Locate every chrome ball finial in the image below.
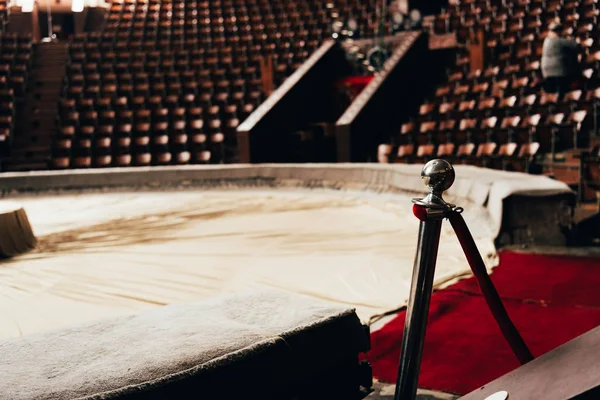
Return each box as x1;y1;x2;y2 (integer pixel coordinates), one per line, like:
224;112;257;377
421;159;455;193
412;159;455;210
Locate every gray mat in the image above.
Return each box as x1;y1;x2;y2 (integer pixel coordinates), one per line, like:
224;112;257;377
0;289;366;400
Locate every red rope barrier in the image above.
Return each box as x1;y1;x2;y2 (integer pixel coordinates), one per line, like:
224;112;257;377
447;210;534;365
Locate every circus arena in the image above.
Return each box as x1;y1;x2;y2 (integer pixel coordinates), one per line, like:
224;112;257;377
0;1;600;399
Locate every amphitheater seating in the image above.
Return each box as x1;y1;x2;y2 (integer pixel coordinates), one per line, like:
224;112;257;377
380;139;541;173
50;0;383;169
0;32;32;157
379;0;600;173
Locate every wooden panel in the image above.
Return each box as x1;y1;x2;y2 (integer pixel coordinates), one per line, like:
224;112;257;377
470;30;485;72
460;326;600;400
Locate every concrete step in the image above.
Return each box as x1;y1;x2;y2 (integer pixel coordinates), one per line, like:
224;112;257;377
31;113;58;118
29;108;58;114
33;79;63;84
32;87;63;93
7;44;67;171
31;126;58;131
33;91;63;95
13;138;52;147
10;144;51;153
34;66;66;70
36;54;68;58
4;162;49;172
37;46;68;53
32;95;63;101
34;81;65;86
33;80;64;85
16;125;54;132
30;112;59;117
33;62;65;66
25;128;56;135
37;48;68;53
8;148;50;157
34;84;63;89
35;54;66;57
6;157;51;167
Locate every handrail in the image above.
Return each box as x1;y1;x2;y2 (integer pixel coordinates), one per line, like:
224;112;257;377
237;40;336;133
336;31;422;127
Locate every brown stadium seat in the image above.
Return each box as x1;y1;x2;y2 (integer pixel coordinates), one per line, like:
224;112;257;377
471;142;497;168
400;121;416;143
419;121;437;145
495;115;522;144
537;92;560;114
491;79;509;98
436;143;455;158
418;103;436;122
435;85;452;102
524;60;542;80
477;97;497;118
448;71;464;85
453;83;470;102
471;83;489;99
516;114;542;144
483;66;499;83
557;110;589;150
506;142;541;173
457;100;477;119
438;102;456;119
519;94;538;113
582;68;599;90
456;118;477;144
561;90;583;114
437;119;457;144
489;142;519;170
503;65;521;79
507;77;530;97
497;96;518;116
377;144;393;164
466;69;482;82
414;144;436;164
452;142;476;165
395;144;415;164
477;116;498;144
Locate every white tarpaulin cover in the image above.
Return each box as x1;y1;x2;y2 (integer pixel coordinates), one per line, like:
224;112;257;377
0;187;498;340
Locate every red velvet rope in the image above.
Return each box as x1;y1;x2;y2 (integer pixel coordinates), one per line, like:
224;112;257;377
447;210;535;365
412;204;533;364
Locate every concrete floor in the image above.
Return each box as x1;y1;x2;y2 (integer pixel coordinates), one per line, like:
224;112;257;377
503;244;600;257
366;382;458;400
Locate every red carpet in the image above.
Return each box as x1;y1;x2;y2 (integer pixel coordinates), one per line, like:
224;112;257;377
368;251;600;395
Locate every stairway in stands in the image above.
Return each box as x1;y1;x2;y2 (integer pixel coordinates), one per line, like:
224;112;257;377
4;42;68;171
84;7;107;33
6;9;32;36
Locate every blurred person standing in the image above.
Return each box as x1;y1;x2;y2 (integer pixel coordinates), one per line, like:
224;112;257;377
541;21;581;96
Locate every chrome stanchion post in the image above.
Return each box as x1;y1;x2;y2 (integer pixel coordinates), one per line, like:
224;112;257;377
394;159;455;400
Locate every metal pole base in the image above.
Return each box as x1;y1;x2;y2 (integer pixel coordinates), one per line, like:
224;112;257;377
393;217;443;400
